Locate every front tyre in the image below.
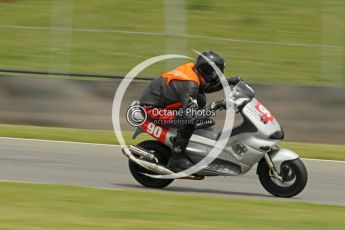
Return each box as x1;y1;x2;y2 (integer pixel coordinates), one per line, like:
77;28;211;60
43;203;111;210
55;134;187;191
129;140;174;188
258;158;308;198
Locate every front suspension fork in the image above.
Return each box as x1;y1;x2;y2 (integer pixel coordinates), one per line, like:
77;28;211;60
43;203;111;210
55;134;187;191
264;153;283;181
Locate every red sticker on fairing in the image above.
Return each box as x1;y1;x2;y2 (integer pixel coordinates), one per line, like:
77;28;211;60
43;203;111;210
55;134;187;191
255;101;274;123
140;120;168;143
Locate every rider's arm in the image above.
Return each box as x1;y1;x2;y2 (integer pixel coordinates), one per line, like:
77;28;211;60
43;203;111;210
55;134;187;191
175;80;199;111
171;80;209;123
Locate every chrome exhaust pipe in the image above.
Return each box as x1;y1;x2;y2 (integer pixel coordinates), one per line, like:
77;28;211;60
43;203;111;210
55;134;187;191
122;146;174;175
123;145;205;180
127;145;158;163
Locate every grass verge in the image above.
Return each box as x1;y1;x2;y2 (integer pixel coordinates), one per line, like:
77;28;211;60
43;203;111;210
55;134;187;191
0;181;344;230
0;0;345;85
0;123;150;145
0;123;344;161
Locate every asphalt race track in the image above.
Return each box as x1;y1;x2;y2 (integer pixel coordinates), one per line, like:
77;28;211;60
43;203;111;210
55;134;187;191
0;137;344;206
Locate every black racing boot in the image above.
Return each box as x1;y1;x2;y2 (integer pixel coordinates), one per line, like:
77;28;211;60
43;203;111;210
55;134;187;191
167;145;194;172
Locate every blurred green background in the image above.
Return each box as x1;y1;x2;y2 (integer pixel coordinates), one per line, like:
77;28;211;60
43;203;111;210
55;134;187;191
0;0;344;85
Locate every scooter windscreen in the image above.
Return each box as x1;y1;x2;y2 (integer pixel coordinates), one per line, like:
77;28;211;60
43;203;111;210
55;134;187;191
233;81;255;100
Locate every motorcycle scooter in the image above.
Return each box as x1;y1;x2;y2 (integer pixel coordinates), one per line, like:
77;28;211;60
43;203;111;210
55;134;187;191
123;81;308;198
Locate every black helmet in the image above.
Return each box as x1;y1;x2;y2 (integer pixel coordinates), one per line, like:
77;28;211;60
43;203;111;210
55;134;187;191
195;50;225;85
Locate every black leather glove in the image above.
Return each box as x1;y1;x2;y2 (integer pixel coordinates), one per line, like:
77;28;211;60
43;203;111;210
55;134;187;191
208;99;226;111
227;76;242;86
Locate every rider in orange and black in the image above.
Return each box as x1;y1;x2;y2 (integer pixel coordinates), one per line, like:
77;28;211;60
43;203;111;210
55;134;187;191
140;51;241;171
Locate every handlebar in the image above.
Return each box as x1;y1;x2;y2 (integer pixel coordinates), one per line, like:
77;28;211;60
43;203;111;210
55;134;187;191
206;80;255;112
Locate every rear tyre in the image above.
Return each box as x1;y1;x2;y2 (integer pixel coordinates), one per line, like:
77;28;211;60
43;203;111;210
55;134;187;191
129;140;174;188
258;158;308;198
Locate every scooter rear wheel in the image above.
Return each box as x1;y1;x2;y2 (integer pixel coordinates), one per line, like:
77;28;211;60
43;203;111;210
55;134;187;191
129;140;174;188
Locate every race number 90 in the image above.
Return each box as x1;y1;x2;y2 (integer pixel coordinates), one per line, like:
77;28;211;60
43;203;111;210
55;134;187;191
147;122;162;138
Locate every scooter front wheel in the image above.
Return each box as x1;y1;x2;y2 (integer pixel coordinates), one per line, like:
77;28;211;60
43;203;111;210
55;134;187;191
258;158;308;198
129;140;174;188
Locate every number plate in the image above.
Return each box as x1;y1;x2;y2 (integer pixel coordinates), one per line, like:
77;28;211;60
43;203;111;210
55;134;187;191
140;120;168;143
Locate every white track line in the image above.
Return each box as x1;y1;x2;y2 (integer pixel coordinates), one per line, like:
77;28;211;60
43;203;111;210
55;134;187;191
0;24;344;49
1;136;344;163
301;158;345;163
0;179;122;191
